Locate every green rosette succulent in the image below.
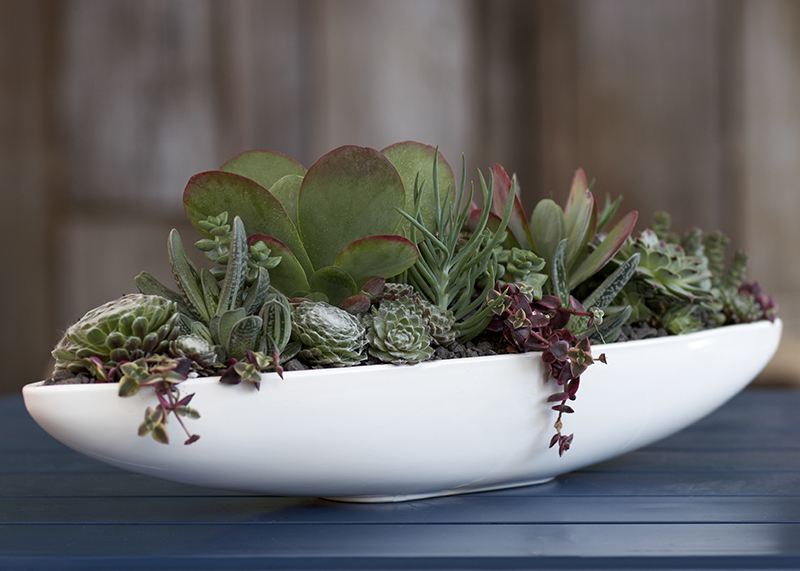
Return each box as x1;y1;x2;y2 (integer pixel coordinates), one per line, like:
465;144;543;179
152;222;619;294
52;294;181;375
365;297;435;364
618;229;713;300
168;334;219;371
497;247;548;298
292;301;367;366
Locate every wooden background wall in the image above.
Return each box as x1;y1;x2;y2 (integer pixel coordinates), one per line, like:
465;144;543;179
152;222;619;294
2;0;800;394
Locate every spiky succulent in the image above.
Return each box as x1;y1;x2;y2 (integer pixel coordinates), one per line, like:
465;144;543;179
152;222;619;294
292;301;367;367
365;297;434;364
52;294;181;376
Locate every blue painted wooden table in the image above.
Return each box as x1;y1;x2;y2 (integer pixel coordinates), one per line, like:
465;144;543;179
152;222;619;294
2;388;800;570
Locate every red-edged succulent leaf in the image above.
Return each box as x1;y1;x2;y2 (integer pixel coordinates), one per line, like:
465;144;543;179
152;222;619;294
247;234;310;296
490;164;534;251
568;210;638;288
339;294;372;314
220;150;306;192
334;235;418;289
298;146;406;270
382;141;456;236
183;170;314;276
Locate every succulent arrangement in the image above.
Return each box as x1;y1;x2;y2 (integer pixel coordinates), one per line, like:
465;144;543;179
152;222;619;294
46;141;777;453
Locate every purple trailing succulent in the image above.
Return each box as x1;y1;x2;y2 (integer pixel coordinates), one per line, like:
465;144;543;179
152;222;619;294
485;283;606;456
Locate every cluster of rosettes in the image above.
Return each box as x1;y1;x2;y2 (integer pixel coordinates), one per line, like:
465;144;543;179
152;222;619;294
290;282;457;367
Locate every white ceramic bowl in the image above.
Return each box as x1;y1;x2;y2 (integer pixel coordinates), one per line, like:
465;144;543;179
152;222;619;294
23;319;782;502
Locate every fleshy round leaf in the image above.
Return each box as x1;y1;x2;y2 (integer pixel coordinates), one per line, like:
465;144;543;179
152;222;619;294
183;170;314;276
298;146;406;269
267;174;303;229
308;266;358;307
220;150;306;192
381;141;455;236
334;235;418;289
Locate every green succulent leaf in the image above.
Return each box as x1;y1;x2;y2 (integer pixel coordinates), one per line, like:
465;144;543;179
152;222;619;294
551;239;570;306
226;315;263;361
220;149;306;193
308;266;358;307
248;234;310;296
563;170;598;274
334;235;419;289
215;217;248;317
183;170;314;276
168;230;210;323
381;141;455;237
298;145;406;270
530;199;565;268
267;174;303;229
490;164;535;251
569;210;638;289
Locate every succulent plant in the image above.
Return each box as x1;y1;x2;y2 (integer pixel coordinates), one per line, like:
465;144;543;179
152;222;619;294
365;297;435;364
183;145;422;306
135;215;293;370
399;152;515;342
168;335;219;371
52;294;181;376
292;301;367;367
618;228;714;301
480;166;638;298
496;247;548;297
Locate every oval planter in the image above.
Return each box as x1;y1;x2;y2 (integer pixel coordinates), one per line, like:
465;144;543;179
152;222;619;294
23;319;782;502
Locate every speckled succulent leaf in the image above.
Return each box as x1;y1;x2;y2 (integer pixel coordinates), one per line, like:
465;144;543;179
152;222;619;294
215;217;248;317
381;141;456;236
168;229;209;323
219;149;306;194
490;163;534;251
568;253;640;335
226;314;263;361
240;267;268;316
569;210;638;289
259;291;293;355
334;235;418;290
298;146;406;270
183;170;314;276
200;269;220;317
247;234;309;297
134;271;198;324
211;307;246;352
530;199;565;267
308;266;358;306
267;174;303;229
551;239;570;306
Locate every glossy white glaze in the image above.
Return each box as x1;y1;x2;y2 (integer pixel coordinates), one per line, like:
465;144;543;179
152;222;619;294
23;319;782;502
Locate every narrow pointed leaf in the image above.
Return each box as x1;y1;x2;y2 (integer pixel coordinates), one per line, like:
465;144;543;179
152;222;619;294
569;210;638;288
216;217;248;316
382;141;456;236
551;239;570;305
134;271;197;320
200;269;220;317
168;229;210;323
242;267;271;316
491;164;534;251
334;235;418;289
